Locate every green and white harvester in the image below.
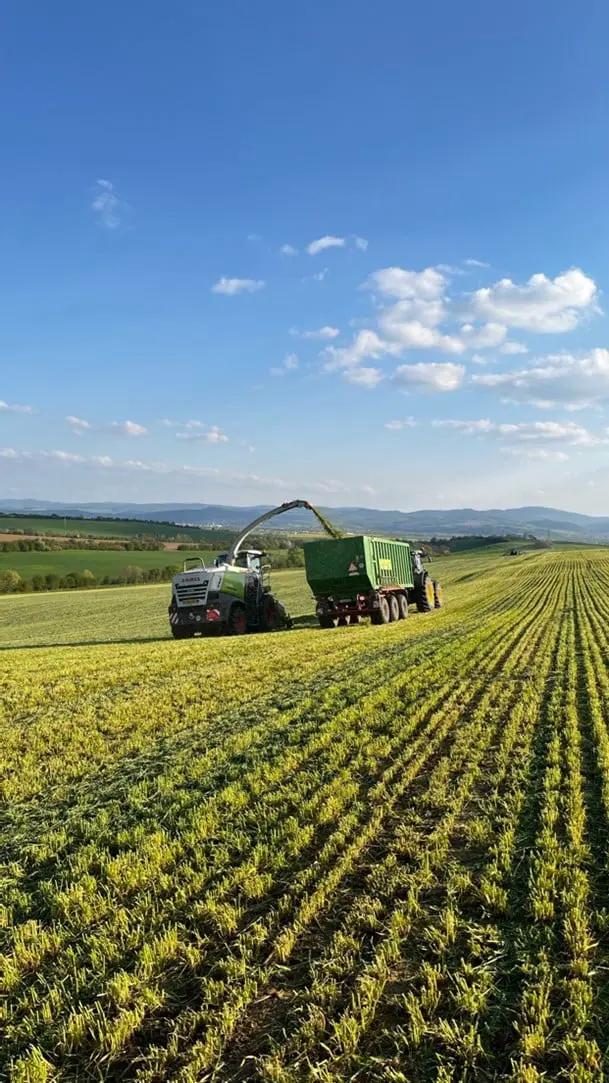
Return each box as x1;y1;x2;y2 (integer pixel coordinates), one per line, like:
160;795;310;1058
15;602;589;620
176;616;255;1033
168;499;443;637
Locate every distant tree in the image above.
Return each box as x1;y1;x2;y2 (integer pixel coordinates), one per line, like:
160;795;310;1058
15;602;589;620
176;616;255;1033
45;573;61;590
123;565;144;584
81;569;97;588
31;575;46;591
0;569;22;593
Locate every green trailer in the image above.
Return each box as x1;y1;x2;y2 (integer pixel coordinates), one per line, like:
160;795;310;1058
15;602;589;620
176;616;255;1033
303;535;443;627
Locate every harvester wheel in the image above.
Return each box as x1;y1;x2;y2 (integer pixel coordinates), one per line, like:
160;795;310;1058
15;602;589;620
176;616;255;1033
389;595;400;622
398;593;409;620
416;574;435;613
228;603;247;635
371;597;391;625
261;596;280;631
433;581;444;609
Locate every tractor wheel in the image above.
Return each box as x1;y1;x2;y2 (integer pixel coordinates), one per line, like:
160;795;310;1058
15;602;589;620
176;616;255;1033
416;574;436;613
319;614;338;629
433;581;444;609
228;603;247;635
398;593;409;620
389;594;400;622
371;597;391;625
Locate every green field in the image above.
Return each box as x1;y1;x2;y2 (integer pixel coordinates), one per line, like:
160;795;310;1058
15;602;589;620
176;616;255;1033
3;548;609;1080
0;548;215;580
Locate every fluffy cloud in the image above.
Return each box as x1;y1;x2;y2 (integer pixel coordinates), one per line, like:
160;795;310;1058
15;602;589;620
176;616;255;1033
367;266;446;300
500;341;529;355
324;330;395;372
468;268;598;332
280;244;298;256
176;425;229;443
292;326;340;340
306;236;346;256
0;400;34;414
384;418;417;430
472;349;609;409
211;277;266;295
433;418;603;446
432;418;496;434
393;362;466;392
379;307;466;354
91;179;123;229
459;322;507;348
343;366;383;388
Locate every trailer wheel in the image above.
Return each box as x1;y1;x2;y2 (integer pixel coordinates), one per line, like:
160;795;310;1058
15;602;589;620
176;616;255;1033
228;603;247;635
389;595;400;622
433;581;444;609
319;614;338;629
398;593;409;620
416;574;435;613
371;597;391;625
349;614;361;625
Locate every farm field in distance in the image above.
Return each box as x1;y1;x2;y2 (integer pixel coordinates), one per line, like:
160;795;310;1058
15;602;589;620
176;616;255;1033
2;547;609;1080
0;548;215;581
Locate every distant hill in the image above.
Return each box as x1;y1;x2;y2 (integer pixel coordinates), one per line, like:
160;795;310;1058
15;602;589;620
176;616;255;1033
2;500;609;542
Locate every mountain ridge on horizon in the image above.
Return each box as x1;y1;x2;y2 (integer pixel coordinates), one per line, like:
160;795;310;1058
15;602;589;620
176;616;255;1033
1;499;609;542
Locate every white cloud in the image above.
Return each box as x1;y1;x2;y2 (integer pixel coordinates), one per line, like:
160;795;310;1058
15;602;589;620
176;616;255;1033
471;354;488;366
432;418;496;434
367;266;446;300
501;447;570;462
247;233;261;242
211;277;266;295
343;366;383;388
0;447;19;458
463;258;489;268
459;322;507;348
433;417;603;446
306;235;346;256
385;418;417;430
472;349;609;409
380;308;466;354
468;268;598;332
354;236;369;251
280;244;298;256
292;325;340;340
91;179;123;229
66;415;92;430
0;400;34;415
500;341;529;355
107;420;148;437
40;450;86;463
393;362;466;392
324;329;395;372
176;425;229;443
498;420;602;446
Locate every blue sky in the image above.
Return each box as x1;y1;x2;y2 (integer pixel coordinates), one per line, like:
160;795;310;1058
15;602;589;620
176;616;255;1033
2;0;609;512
